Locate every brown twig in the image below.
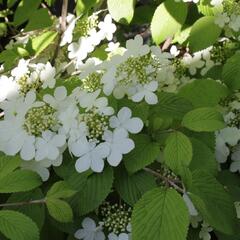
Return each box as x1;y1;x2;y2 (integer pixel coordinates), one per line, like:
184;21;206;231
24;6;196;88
0;199;46;208
161;37;172;51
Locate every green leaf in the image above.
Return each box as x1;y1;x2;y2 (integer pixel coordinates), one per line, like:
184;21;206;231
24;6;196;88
76;0;100;15
107;0;136;24
189;138;217;176
189;170;238;235
6;189;45;229
0;170;42;193
132;188;189;240
132;5;156;24
152;92;193;120
0;210;39;240
47;181;77;199
178;79;230;107
114;167;156;206
14;0;41;25
222;52;240;90
182;107;225;132
70;167;113;215
198;0;223;16
188;16;222;52
0;153;20;179
27;31;58;56
46;199;73;223
124;134;160;173
8;0;18;7
151;0;188;44
164;131;192;174
24;9;53;32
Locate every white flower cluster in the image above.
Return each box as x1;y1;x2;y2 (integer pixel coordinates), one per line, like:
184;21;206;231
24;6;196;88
214;0;240;39
174;0;222;6
75;217;131;240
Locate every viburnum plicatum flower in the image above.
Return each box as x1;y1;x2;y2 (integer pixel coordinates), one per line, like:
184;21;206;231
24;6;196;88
0;75;18;102
72;137;109;173
108;233;129;240
35;130;66;161
214;13;230;28
75;218;105;240
40;62;56;89
103;129;135;167
131;81;158;105
98;14;116;41
109;107;143;134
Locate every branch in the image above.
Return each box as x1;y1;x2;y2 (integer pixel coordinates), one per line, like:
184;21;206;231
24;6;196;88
144;167;185;194
0;199;46;208
161;37;172;51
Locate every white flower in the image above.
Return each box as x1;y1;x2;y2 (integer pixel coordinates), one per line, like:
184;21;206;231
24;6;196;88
60;14;78;46
183;193;198;216
151;46;172;64
72;138;110;173
210;0;223;6
0;76;18;102
215;134;230;163
11;59;29;81
230;144;240;173
214;13;230;28
108;233;129;240
131;81;158;105
40;62;56;89
68;37;94;63
106;42;120;52
229;14;240;32
79;58;102;78
182;53;205;75
170;45;180;57
35;130;66;161
109;107;143;134
98;14;116;41
125;35;150;57
75;218;105;240
78;90;114;115
88;29;105;46
103;129;135;167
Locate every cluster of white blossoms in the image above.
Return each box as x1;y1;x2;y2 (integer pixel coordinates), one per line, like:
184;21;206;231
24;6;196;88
214;0;240;39
174;0;222;5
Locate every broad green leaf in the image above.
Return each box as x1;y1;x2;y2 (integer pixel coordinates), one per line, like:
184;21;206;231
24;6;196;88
178;79;230;107
8;0;18;7
6;189;45;229
151;0;188;44
188;16;222;52
46;181;77;199
132;5;156;24
132;188;189;240
46;199;73;223
0;170;42;193
28;31;58;56
182;107;225;132
189;138;217;175
152;92;193;120
24;9;53;32
164;131;192;174
114;167;156;206
76;0;100;15
70;167;113;215
0;153;20;179
107;0;136;24
222;52;240;90
190;170;238;235
124;134;160;173
14;0;41;25
0;210;39;240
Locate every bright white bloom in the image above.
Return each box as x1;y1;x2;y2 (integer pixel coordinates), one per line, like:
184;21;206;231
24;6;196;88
183;193;198;216
210;0;223;6
131;81;158;105
98;14;116;41
170;45;180;57
60;14;78;46
106;42;120;52
72;138;109;173
108;233;129;240
11;59;29;80
215;13;230;28
110;107;143;134
182;53;205;75
40;62;56;89
125;35;150;57
35;130;66;161
0;76;18;102
151;46;172;64
75;217;105;240
79;58;102;78
103;129;135;167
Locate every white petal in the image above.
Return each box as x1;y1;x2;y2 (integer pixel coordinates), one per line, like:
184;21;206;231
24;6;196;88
132;91;145;102
20;136;35;161
118;138;135;154
146;81;158;91
230;161;240;173
95;231;105;240
109;116;120;129
5;131;25;155
54;86;67;101
145;92;158;105
51;134;66;147
47;146;59;160
123;118;143;134
75;154;91;173
75;229;87;239
95;142;110;158
118;107;131;123
70;137;90;157
91;157;104;172
107;150;122;167
82;217;96;230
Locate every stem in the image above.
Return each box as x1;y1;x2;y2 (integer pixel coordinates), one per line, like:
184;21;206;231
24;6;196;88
61;0;69;32
161;37;172;51
144;167;185;194
0;199;46;208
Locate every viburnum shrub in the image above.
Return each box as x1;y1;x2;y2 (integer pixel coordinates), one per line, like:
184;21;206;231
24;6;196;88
0;0;240;239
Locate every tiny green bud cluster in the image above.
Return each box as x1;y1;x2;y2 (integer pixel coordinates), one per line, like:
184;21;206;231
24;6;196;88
100;202;132;234
82;72;103;92
173;59;187;78
18;75;43;95
24;105;57;136
223;0;240;15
